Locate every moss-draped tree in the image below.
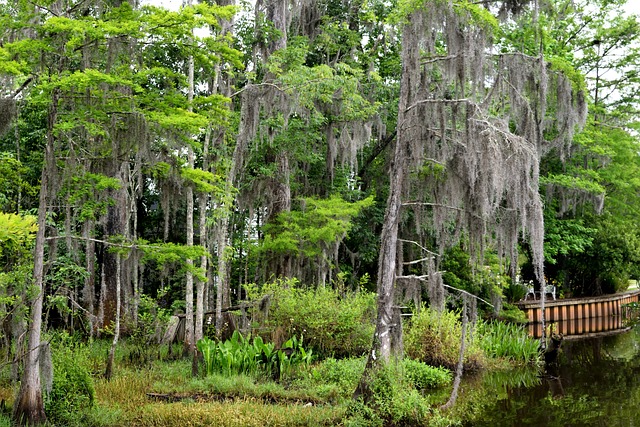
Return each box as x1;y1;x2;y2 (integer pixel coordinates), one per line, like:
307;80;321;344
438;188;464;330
356;0;587;401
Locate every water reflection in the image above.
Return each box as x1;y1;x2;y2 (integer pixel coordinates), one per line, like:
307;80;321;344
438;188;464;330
460;326;640;426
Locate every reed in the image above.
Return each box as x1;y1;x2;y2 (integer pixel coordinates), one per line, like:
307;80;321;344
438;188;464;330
479;320;540;364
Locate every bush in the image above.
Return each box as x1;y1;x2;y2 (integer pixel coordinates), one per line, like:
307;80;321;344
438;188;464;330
45;333;95;426
250;279;376;358
497;302;528;323
503;282;527;303
404;307;485;372
310;357;366;395
401;359;451;390
346;363;431;427
125;294;170;367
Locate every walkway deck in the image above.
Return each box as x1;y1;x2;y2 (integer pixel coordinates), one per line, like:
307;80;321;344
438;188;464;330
516;289;640;338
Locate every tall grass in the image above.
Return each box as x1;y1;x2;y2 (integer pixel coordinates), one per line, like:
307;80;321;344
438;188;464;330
404;307;486;371
478;320;540;364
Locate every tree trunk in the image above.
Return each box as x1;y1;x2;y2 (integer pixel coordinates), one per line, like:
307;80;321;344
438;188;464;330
195;128;211;345
13;89;59;426
105;252;122;380
83;220;96;337
355;14;418;398
184;35;195;358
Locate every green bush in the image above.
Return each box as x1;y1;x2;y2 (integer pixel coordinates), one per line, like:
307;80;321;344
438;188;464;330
310;357;366;395
125;294;170;367
498;302;528;323
346;363;431;427
404;307;485;372
401;358;451;390
45;333;95;426
250;279;376;358
503;282;527;303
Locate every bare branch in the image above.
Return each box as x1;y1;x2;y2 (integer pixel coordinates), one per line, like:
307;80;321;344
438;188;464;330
402;256;433;265
396;274;494;308
401;202;465;212
443;284;494;308
405;97;470;113
398;239;439;256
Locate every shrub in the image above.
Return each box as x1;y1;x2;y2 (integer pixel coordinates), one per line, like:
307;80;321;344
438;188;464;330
310;357;366;395
503;282;527;303
45;333;95;426
346;363;431;427
401;358;451;390
250;279;376;358
497;302;528;324
125;294;170;367
404;307;485;371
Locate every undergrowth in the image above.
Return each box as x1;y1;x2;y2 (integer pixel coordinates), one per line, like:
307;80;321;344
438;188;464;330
0;308;540;426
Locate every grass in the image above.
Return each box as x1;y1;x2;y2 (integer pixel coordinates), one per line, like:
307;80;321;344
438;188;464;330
0;339;348;427
94;354;347;427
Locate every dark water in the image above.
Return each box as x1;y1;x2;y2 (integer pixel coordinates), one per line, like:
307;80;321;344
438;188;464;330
461;326;640;426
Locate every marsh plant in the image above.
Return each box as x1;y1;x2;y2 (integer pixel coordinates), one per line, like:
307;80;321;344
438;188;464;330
478;321;540;364
197;331;313;380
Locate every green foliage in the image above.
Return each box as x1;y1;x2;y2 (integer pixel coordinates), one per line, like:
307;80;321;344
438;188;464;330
478;320;540;364
126;294;171;367
453;0;499;33
541;173;605;196
180;166;224;194
0;153;34;212
346;363;432;427
401;358;452;390
404;307;485;371
46;333;95;426
0;211;36;334
261;195;374;259
441;248;509;315
139;240;208;282
250;279;376;358
0;211;37;258
441;246;476;295
63;171;121;221
502;282;526;304
196;331;312;380
543;214;596;265
310;357;366;396
497;302;528;323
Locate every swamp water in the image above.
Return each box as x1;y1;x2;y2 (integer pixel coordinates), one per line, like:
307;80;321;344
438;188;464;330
459;326;640;426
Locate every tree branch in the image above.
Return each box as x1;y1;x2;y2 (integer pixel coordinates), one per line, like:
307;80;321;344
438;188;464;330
11;77;34;99
405;98;470;113
398;239;439;256
401;202;465;212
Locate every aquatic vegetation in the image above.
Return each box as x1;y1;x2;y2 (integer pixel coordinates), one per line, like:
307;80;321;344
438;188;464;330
197;331;312;379
478;320;541;364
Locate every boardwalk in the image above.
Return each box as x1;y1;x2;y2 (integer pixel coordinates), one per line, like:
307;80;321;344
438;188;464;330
516;289;640;338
